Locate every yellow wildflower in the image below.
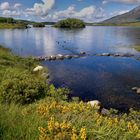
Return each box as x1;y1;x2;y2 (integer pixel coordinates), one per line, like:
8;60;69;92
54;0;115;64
80;127;87;140
71;127;78;140
48;117;55;132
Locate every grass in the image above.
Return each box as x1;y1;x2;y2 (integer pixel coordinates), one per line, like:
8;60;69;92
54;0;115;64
0;45;140;140
0;23;28;29
134;45;140;52
92;21;140;27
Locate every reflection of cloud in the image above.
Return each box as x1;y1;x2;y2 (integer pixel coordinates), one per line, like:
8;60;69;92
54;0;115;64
3;30;13;46
43;29;55;55
34;28;55;56
34;29;42;49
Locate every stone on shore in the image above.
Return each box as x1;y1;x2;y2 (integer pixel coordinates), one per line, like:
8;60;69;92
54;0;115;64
33;65;44;72
87;100;101;107
101;108;110;116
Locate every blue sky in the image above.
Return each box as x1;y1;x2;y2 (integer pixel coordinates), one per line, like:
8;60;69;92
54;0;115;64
0;0;139;22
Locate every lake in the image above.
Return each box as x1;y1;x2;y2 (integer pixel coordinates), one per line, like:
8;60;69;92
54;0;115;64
0;26;140;111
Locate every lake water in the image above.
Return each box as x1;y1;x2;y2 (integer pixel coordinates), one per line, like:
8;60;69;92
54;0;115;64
0;26;140;111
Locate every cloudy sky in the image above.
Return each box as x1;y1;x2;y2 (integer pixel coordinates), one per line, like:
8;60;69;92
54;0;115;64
0;0;139;22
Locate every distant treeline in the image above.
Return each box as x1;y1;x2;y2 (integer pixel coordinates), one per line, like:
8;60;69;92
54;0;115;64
0;17;16;23
0;17;56;25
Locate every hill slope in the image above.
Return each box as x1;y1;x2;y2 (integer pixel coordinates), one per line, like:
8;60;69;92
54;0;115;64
103;6;140;24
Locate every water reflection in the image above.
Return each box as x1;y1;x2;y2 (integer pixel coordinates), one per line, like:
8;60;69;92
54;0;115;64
1;26;140;56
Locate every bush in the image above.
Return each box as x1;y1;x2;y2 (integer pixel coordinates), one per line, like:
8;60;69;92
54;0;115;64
0;68;48;104
54;18;86;29
33;23;45;28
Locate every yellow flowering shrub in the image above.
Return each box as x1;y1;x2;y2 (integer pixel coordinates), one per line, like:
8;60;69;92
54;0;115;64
35;99;140;140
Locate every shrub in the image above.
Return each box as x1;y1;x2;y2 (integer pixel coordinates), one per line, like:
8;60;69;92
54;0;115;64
54;18;86;29
33;23;45;28
0;68;48;104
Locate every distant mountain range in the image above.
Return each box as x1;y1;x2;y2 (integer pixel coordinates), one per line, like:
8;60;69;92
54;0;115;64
102;6;140;24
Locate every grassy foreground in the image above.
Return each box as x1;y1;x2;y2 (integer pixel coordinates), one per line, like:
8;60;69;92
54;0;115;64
0;46;140;140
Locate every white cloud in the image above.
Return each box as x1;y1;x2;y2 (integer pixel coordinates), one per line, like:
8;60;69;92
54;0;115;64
2;10;21;17
45;5;105;22
109;10;129;16
0;1;132;22
0;2;10;10
26;0;55;17
14;3;22;9
103;0;140;4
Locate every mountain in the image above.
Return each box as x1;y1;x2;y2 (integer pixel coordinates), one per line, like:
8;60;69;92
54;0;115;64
102;6;140;24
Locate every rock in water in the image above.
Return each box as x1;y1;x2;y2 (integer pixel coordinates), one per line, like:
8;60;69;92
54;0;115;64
137;88;140;94
132;87;138;91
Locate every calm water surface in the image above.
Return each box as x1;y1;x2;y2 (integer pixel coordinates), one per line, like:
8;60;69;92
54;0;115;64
0;26;140;111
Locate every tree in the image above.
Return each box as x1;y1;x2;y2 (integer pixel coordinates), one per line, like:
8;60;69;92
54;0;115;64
54;18;86;29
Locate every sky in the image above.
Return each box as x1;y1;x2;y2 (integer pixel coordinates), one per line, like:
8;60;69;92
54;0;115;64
0;0;139;22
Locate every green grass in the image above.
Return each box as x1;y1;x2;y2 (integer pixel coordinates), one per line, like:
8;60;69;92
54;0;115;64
0;45;140;140
134;45;140;52
92;21;140;27
0;23;28;29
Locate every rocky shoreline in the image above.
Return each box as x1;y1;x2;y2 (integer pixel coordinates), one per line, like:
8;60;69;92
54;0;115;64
33;52;139;61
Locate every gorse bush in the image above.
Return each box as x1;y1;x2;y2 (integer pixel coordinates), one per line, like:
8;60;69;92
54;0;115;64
0;46;69;104
0;99;140;140
54;18;86;29
0;68;48;104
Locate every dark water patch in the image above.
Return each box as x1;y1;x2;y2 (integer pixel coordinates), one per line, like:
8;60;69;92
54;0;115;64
43;56;140;111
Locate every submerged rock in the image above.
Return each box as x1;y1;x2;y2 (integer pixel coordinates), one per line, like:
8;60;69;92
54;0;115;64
80;52;86;55
50;56;56;60
102;53;110;56
65;55;73;59
56;54;65;60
